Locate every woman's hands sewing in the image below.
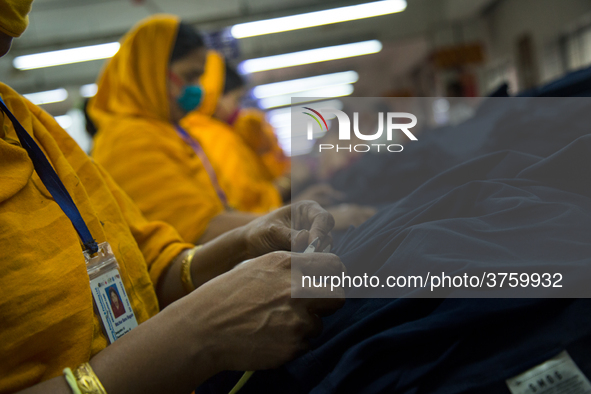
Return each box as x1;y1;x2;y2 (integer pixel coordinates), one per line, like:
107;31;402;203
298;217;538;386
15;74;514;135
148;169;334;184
158;200;336;307
186;251;346;372
239;200;334;258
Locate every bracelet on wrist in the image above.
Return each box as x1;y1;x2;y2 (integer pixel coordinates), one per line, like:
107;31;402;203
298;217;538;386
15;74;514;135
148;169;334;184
180;245;203;293
64;362;107;394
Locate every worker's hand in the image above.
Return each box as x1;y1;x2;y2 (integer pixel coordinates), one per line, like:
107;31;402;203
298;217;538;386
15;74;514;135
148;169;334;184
240;201;334;258
186;251;346;371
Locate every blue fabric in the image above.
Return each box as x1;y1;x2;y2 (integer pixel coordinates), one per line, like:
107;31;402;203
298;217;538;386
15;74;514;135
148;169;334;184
330;97;591;206
201;135;591;394
488;82;510;97
330;65;591;206
199;71;591;393
518;64;591;97
0;96;98;253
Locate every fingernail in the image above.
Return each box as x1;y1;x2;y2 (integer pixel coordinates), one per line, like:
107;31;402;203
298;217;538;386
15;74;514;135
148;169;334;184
304;237;319;254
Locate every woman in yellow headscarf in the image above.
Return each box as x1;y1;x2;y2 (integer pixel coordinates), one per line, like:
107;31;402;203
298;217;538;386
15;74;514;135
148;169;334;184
179;53;291;210
181;58;377;230
0;8;343;393
89;18;258;244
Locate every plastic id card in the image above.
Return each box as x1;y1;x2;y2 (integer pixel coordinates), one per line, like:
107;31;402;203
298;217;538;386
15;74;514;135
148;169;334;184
84;242;138;344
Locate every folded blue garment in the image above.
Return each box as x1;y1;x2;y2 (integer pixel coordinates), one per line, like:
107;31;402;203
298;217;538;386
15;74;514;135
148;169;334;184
200;135;591;394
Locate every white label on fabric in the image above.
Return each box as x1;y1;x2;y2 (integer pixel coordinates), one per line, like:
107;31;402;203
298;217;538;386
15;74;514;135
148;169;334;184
506;351;591;394
89;269;138;344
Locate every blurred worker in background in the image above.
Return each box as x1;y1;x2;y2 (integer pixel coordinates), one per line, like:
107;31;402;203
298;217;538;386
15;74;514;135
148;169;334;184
0;6;345;393
91;16;374;243
89;17;259;244
181;55;377;232
179;51;287;213
206;62;292;193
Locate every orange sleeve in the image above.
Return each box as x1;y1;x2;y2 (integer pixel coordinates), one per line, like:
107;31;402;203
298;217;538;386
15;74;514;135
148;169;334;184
93;121;224;244
0;82;193;392
233;109;290;179
92;161;193;286
259;121;290;179
183;117;283;213
215;138;284;212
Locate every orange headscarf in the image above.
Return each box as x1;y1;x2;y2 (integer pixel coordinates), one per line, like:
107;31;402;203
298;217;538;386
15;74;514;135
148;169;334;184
90;15;224;243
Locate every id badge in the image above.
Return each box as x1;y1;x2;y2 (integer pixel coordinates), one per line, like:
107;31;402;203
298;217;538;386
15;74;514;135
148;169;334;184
84;242;138;344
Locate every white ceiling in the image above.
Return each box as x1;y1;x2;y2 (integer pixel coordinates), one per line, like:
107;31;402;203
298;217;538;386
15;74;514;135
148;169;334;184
0;0;496;113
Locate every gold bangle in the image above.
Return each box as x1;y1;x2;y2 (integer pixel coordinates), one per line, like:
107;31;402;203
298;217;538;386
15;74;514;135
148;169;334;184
180;245;202;294
72;363;107;394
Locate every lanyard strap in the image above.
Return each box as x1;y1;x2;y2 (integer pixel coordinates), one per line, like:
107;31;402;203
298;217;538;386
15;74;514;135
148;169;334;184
175;125;230;209
0;96;98;254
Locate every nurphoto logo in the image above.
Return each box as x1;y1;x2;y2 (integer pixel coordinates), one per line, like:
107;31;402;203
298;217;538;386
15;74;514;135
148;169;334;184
303;107;418;153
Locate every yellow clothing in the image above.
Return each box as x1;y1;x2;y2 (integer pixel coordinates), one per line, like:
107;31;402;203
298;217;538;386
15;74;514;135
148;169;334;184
180;113;283;213
90;16;224;243
198;50;225;120
0;0;33;37
179;51;282;212
0;83;192;393
232;108;290;179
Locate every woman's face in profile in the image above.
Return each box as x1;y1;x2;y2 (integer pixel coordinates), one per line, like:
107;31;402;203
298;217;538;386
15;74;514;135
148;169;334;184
167;46;207;121
215;87;247;124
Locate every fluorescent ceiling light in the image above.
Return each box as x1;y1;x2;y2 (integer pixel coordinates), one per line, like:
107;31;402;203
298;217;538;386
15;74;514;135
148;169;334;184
231;0;407;39
80;83;98;98
240;40;382;74
253;71;358;99
259;84;354;109
23;88;68;105
54;114;73;129
13;42;120;70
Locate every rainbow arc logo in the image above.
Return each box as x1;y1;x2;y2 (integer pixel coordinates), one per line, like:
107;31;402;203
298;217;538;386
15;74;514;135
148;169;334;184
303;107;328;131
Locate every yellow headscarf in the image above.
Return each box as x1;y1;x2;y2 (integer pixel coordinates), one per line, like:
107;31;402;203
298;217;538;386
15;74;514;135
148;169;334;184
0;0;33;37
198;50;225;117
89;14;178;128
90;15;225;243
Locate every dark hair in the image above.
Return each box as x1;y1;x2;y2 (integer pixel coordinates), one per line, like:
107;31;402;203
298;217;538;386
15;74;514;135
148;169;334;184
109;288;119;299
83;98;98;138
223;63;245;94
170;22;205;63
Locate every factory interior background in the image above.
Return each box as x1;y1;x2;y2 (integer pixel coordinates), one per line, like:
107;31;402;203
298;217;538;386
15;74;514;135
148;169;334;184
4;0;591;155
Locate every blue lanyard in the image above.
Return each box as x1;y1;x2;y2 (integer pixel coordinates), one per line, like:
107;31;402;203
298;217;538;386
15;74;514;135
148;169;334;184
0;96;98;254
175;125;230;209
